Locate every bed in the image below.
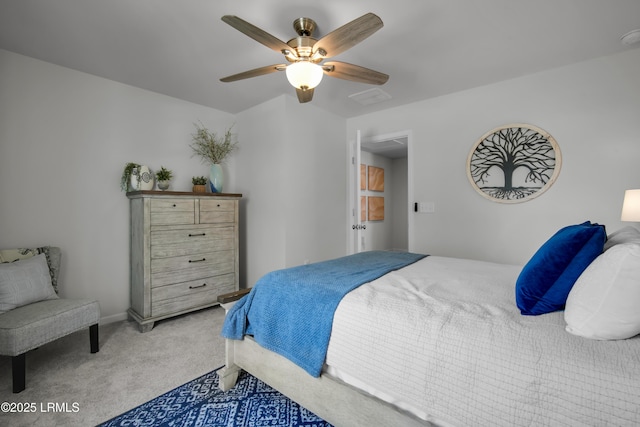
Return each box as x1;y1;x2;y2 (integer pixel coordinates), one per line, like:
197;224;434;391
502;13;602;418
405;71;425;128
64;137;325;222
218;223;640;426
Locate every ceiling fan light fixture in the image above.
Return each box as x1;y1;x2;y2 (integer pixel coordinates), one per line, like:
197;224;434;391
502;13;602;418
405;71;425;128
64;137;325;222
286;61;323;90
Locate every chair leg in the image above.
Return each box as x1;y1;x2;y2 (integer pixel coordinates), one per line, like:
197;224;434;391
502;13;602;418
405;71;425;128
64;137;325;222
12;353;26;393
90;323;99;353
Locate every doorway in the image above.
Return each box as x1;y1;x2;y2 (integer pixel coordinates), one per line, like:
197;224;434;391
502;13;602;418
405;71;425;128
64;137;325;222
347;130;413;254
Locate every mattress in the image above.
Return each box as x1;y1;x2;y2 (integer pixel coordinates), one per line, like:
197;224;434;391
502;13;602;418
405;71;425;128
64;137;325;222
324;256;640;426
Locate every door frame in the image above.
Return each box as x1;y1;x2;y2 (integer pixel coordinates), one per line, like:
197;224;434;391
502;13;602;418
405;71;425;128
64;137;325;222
346;130;362;254
346;129;414;254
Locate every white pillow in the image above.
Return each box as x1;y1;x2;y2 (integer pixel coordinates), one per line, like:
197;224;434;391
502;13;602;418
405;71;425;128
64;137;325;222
603;226;640;251
565;243;640;340
0;254;58;314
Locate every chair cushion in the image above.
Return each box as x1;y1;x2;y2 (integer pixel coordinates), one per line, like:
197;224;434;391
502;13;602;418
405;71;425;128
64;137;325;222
0;254;58;314
0;298;100;356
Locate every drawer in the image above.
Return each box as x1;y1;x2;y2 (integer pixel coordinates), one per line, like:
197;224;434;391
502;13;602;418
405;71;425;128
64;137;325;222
150;250;234;287
150;226;234;258
151;273;235;317
151;287;235;318
152;272;236;307
150;198;195;225
200;199;236;224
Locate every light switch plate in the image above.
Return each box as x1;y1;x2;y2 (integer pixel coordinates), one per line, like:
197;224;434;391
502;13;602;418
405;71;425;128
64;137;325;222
418;202;435;213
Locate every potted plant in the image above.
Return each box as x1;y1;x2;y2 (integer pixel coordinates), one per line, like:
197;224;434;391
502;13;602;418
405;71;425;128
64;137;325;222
121;162;154;192
121;162;141;192
155;166;173;191
190;122;238;193
192;176;207;193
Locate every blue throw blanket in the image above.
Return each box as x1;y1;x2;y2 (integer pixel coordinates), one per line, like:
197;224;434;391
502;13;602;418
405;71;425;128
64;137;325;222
221;250;426;377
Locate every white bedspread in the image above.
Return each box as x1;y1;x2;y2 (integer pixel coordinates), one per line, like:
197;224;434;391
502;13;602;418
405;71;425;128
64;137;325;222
324;256;640;426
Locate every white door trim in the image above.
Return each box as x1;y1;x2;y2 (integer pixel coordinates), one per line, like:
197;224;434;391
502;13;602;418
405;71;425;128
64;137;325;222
347;129;414;253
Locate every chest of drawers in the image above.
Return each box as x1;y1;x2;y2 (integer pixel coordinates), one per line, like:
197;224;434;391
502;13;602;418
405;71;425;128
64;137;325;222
127;191;241;332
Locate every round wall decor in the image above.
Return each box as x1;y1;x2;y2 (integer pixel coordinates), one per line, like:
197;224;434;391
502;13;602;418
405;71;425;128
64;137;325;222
467;123;561;203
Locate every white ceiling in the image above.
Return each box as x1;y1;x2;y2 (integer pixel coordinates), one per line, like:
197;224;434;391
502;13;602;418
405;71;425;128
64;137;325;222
1;0;639;118
362;137;408;159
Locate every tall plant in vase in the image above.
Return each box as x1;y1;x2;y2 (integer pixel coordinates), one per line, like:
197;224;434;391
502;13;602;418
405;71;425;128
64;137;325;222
190;122;238;193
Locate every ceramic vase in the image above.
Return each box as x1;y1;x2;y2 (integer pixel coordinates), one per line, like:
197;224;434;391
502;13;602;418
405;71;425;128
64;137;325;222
157;180;170;191
130;165;154;191
209;164;223;193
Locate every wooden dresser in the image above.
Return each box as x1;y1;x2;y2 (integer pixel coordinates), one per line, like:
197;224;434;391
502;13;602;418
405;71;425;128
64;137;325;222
127;190;241;332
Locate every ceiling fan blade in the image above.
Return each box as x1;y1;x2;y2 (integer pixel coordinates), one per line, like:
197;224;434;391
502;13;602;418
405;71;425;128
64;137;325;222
313;13;383;59
296;88;314;103
220;64;286;82
221;15;293;55
322;61;389;85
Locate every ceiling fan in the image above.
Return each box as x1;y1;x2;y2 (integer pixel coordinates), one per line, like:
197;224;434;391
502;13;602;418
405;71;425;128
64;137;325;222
219;13;389;103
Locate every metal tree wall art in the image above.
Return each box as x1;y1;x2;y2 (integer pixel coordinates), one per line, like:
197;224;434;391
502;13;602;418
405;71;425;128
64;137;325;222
467;124;561;203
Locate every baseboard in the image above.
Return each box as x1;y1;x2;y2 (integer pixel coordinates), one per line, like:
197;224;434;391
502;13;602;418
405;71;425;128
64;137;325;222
100;311;129;325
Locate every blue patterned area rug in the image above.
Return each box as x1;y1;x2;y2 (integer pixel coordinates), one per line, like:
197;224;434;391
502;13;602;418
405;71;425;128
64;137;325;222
98;368;333;427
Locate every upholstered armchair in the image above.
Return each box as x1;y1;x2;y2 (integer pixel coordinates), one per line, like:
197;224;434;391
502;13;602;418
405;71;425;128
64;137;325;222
0;246;100;393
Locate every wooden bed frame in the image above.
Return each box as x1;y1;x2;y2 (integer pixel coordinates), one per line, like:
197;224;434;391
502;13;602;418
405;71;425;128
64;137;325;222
218;336;430;427
216;289;430;427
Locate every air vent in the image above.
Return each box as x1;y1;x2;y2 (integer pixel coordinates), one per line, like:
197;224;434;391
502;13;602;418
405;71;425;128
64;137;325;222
348;88;392;106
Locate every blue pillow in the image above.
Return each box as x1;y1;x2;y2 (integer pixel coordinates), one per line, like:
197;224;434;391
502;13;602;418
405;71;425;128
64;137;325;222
516;221;607;315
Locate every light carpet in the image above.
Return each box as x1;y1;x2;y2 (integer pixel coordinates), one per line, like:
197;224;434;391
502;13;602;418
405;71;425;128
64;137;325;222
99;368;332;427
0;306;227;426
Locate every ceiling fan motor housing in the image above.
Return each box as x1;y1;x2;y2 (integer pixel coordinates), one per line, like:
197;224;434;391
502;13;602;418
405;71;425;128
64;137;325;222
284;18;323;63
293;18;316;36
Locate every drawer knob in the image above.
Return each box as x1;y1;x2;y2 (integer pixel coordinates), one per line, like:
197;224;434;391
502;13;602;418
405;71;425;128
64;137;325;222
188;258;206;263
188;233;206;237
189;283;207;289
172;204;176;207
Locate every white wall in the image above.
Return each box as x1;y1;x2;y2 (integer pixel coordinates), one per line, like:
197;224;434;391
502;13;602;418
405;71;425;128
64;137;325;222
348;49;640;265
0;49;235;323
234;94;347;287
280;96;347;268
232;96;288;288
